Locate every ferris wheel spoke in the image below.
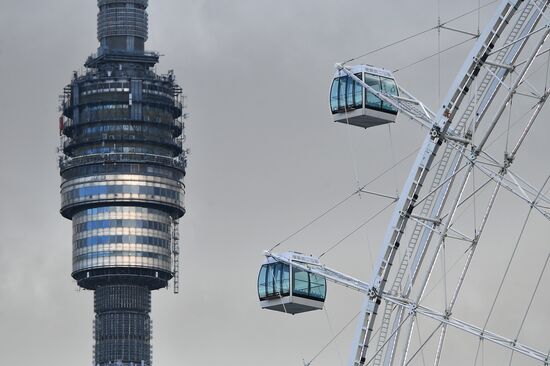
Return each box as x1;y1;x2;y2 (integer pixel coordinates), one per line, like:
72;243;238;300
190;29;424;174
446;226;475;243
507;252;550;365
433;176;507;337
403;320;441;366
473;163;550;219
428;182;502;365
382;295;550;363
482;175;550;327
395;159;502;365
507;170;537;202
507;169;550;206
417;176;550;365
443;130;550;220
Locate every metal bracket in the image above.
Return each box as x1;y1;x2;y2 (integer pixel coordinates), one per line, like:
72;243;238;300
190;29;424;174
367;287;379;301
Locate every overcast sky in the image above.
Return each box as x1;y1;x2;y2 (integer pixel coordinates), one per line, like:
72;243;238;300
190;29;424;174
0;1;549;365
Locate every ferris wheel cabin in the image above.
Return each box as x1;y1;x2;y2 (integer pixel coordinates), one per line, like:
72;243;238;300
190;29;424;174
330;65;399;129
258;252;327;315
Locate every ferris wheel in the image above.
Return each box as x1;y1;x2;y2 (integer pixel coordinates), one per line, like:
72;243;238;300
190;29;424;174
258;1;550;365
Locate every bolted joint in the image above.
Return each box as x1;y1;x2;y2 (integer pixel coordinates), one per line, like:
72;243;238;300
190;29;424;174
541;90;550;103
504;152;514;169
430;126;442;140
367;287;379;300
471;235;480;248
470;146;481;161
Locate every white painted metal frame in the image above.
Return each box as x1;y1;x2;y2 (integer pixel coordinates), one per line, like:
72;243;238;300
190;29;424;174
261;1;550;365
336;2;536;365
264;252;550;364
335;1;550;365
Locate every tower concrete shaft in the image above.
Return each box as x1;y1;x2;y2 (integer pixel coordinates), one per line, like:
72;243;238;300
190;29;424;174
58;1;186;365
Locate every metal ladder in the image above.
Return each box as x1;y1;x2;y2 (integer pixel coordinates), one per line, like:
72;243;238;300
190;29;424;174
172;219;181;294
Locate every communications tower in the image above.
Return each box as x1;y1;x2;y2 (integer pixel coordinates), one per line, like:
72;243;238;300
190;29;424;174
58;1;186;365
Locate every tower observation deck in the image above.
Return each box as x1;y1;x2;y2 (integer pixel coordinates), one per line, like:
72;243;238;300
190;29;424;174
58;1;186;365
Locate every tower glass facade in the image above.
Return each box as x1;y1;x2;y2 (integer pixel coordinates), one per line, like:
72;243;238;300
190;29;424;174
58;1;186;365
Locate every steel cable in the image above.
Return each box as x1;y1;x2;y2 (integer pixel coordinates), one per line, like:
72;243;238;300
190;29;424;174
343;1;498;64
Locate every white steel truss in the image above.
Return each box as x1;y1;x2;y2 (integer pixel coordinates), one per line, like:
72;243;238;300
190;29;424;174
334;2;550;365
260;1;550;365
264;252;550;364
265;1;550;366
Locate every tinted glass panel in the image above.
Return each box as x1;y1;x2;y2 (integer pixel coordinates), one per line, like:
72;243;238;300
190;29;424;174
273;263;283;294
346;76;355;108
74;235;170;249
74;251;170;261
338;77;347;110
309;273;326;300
75;219;170;233
330;78;339;112
258;265;267;298
258;263;291;299
69;185;180;201
282;264;290;294
364;73;382;109
331;74;364;113
291;268;327;300
266;264;275;296
293;269;310;297
380;77;398;113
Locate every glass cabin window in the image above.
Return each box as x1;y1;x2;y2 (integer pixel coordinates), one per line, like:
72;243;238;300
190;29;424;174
267;264;275;296
293;269;310;298
330;79;339;112
258;265;267;298
346;74;363;109
345;77;355;109
281;264;290;294
364;73;382;109
380;77;398;113
292;268;327;300
309;273;326;300
274;262;290;295
338;77;347;110
330;74;364;113
259;263;327;301
258;263;291;300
